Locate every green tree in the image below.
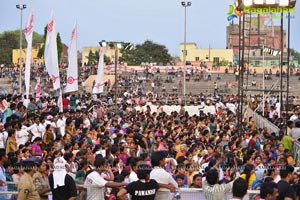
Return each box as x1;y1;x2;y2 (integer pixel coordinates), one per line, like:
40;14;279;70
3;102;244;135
37;25;63;62
290;48;300;62
93;50;111;64
119;40;172;66
37;25;47;59
0;32;19;64
104;54;111;64
0;30;44;64
87;50;96;64
56;33;63;62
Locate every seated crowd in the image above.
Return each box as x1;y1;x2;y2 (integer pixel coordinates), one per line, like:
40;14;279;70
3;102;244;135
0;91;299;200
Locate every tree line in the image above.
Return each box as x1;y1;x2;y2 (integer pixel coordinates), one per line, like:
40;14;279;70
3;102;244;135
0;29;173;66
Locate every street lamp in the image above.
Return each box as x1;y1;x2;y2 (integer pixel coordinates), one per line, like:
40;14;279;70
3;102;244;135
99;41;133;115
16;4;26;94
181;1;191;102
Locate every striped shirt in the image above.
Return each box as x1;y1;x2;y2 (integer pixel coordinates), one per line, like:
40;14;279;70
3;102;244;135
202;180;234;200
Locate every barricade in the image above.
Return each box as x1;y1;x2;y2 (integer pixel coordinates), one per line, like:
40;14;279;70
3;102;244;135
0;183;260;200
247;108;280;134
293;140;300;167
247;108;300;167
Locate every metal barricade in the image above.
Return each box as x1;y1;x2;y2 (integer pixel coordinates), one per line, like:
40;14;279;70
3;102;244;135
158;188;259;200
247;108;300;167
0;183;260;200
293;141;300;167
247;108;280;134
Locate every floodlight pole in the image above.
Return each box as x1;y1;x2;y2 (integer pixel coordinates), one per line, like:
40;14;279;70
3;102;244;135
16;4;26;95
286;12;290;133
181;1;191;104
280;11;284;118
114;43;118;115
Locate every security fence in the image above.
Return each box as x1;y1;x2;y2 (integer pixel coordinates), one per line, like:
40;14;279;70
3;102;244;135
247;108;280;134
0;183;260;200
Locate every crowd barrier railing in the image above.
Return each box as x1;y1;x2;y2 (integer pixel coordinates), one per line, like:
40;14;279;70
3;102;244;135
247;108;280;134
0;183;260;200
293;140;300;167
247;108;300;167
158;188;259;200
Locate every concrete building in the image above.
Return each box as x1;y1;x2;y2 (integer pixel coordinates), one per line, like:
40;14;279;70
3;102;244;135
81;46;122;66
179;43;233;65
226;16;287;67
12;48;43;66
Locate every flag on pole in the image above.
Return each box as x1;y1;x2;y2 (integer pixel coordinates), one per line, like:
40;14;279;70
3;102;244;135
24;8;34;107
44;10;61;90
35;77;41;101
65;22;78;93
58;89;63;112
92;47;105;94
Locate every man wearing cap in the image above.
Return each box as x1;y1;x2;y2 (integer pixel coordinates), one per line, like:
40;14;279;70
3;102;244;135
17;159;40;200
150;151;178;200
48;157;77;200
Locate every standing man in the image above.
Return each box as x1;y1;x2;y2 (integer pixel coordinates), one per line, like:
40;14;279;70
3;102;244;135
150;151;178;200
0;123;6;149
0;149;8;200
231;178;248;200
290;121;300;141
126;127;149;153
277;165;295;200
84;157;126;200
48;157;77;200
259;182;279;200
118;164;176;200
17;159;40;200
203;167;239;200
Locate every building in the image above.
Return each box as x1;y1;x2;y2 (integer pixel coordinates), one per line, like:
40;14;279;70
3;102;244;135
179;43;233;65
226;16;287;67
81;46;122;66
12;43;69;66
12;48;43;66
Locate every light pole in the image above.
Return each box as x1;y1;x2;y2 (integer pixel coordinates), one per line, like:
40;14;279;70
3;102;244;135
99;41;132;115
181;1;191;101
16;4;26;94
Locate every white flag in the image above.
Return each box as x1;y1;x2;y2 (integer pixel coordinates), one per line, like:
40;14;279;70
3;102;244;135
58;89;63;112
24;8;34;107
65;22;78;93
35;77;41;101
44;10;61;90
92;47;105;94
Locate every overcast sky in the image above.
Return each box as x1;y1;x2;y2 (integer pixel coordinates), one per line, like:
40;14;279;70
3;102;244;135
1;0;299;56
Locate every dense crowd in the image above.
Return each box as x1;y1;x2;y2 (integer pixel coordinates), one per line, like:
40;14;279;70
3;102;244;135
0;87;298;200
0;62;300;200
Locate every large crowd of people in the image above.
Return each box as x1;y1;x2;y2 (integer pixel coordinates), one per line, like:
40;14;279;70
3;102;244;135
0;63;299;200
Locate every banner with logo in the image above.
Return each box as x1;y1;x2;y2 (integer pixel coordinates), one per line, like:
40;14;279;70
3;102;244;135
44;10;61;90
65;22;78;93
92;47;105;94
24;8;34;107
35;77;41;101
58;89;63;112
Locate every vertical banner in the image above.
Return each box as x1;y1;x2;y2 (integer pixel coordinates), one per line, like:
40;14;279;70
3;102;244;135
58;89;63;112
65;22;78;93
24;8;34;107
35;77;41;101
44;10;61;90
92;47;105;94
